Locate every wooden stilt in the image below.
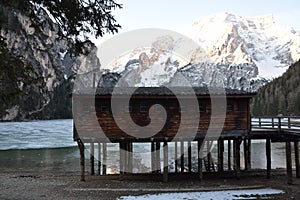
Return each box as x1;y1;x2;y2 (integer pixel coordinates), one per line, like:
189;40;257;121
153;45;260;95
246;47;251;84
198;140;203;181
243;139;248;170
151;141;155;173
124;142;129;174
233;140;237;171
163;141;168;182
295;142;300;178
128;142;133;173
218;139;224;172
286;141;293;185
175;142;178;173
235;139;241;179
77;139;85;181
156;142;161;173
188;141;192;173
103;143;107;175
228;140;231;170
90;143;95;175
180;141;184;173
119;142;125;178
266;138;271;179
207;141;212;172
98;143;101;175
247;138;251;170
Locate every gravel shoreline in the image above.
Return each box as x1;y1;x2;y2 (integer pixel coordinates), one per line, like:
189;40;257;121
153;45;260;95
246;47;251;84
1;170;300;200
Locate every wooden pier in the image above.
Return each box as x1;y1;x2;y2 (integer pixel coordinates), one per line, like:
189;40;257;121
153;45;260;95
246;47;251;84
72;87;300;183
74;116;300;184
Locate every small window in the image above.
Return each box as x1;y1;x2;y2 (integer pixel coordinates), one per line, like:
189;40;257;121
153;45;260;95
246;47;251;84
199;103;206;113
227;104;234;112
124;105;133;113
140;103;148;113
101;105;109;113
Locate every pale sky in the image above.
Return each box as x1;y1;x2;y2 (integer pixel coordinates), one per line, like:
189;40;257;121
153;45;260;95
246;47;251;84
94;0;300;44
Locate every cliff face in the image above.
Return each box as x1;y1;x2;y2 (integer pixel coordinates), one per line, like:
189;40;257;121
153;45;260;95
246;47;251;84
0;5;100;121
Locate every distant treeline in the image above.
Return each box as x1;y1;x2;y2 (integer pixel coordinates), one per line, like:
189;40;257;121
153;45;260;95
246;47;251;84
251;60;300;116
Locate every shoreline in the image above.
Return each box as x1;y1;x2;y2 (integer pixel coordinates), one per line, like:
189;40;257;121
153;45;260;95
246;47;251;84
1;169;300;200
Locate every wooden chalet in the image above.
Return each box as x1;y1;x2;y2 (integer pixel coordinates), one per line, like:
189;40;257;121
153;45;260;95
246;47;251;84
73;87;300;184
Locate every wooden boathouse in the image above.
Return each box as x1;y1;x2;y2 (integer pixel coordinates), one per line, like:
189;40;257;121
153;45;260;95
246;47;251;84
72;87;300;183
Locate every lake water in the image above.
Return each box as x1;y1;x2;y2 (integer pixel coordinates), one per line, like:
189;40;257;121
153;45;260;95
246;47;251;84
0;119;297;174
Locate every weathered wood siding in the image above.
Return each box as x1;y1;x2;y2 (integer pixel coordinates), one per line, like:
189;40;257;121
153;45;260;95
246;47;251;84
72;95;250;141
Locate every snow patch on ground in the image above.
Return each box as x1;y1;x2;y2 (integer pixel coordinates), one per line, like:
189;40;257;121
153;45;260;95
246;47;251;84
118;188;284;200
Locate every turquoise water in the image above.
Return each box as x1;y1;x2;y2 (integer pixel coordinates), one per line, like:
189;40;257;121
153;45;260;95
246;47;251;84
0;119;80;174
0;119;296;174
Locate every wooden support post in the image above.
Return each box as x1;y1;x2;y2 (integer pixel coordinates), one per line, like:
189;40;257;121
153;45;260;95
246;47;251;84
90;143;95;175
286;141;293;185
151;142;155;173
77;139;85;181
119;142;124;177
233;140;236;171
163;141;168;182
102;143;107;175
266;138;271;179
228;140;231;170
207;141;211;172
243;139;248;171
98;143;101;175
278;117;282;133
188;141;192;173
175;142;178;173
235;139;241;179
247;138;251;170
128;142;133;173
218;139;224;172
156;142;161;173
198;140;203;181
294;142;300;178
180;141;185;173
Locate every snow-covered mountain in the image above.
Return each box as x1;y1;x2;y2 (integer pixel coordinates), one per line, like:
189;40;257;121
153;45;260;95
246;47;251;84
98;12;300;91
188;12;300;79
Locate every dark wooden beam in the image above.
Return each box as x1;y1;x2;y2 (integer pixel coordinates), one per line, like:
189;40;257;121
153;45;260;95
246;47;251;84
163;141;168;182
181;141;185;173
247;138;251;169
188;141;192;173
151;141;155;173
218;139;224;172
77;139;85;181
90;143;95;175
198;140;203;181
228;140;231;170
286;141;293;184
235;139;241;179
266;138;271;179
156;142;161;173
175;142;178;173
98;143;101;175
103;143;107;175
294;142;300;178
243;139;248;170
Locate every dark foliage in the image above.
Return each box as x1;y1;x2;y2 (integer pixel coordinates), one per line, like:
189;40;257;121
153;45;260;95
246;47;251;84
0;0;122;55
251;60;300;116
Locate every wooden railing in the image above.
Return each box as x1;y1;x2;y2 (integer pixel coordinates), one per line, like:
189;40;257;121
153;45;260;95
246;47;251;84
251;116;300;132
